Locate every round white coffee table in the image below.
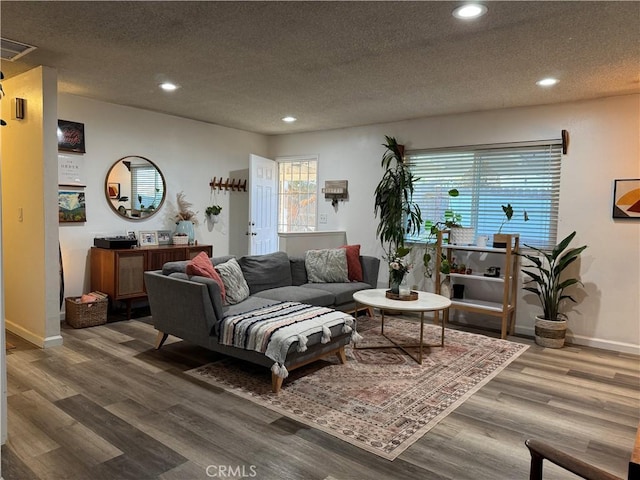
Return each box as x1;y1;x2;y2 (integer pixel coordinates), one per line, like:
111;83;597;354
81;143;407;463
352;288;451;364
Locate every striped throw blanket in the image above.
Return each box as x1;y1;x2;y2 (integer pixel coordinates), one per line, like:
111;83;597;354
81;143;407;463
219;302;360;379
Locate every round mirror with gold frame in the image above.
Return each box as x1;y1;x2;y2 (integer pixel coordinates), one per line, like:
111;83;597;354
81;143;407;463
105;155;166;220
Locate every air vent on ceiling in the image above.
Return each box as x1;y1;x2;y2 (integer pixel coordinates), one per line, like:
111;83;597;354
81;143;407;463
1;37;37;61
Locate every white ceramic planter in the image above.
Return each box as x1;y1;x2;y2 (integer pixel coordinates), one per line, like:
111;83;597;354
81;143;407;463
450;227;475;245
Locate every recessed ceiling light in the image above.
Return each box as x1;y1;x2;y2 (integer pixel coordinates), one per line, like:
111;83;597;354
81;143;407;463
282;116;297;123
536;78;559;87
452;4;487;19
159;82;179;92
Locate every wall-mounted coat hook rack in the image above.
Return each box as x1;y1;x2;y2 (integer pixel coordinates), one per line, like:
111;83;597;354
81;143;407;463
209;176;247;192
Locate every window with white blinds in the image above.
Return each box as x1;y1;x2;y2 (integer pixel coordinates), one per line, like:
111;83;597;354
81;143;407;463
406;141;562;248
131;165;164;211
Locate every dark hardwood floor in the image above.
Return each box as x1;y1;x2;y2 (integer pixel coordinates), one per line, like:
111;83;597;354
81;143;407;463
2;316;638;480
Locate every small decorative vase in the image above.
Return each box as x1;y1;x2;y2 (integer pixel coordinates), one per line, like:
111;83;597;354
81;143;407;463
440;277;452;298
175;221;195;243
399;276;410;296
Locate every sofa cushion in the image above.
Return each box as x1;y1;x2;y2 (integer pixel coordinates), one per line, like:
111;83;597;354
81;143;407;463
215;258;250;305
305;248;349;283
253;286;335;307
239;251;292;294
186;252;226;302
289;256;308;285
301;281;372;306
340;244;364;282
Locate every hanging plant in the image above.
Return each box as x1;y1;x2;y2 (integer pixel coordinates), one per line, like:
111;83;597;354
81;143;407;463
205;205;222;217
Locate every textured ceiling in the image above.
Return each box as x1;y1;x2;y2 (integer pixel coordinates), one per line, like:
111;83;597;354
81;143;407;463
1;1;639;135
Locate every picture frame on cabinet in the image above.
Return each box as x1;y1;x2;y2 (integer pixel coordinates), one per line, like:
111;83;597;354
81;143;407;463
157;230;171;245
612;179;640;219
139;231;158;247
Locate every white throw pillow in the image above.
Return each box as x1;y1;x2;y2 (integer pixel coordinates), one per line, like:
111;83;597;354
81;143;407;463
215;258;250;305
305;248;349;283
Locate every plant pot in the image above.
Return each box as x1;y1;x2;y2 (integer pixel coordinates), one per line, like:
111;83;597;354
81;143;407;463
534;316;567;348
492;233;510;248
207;214;220;224
175;220;195;243
452;284;465;299
450;227;475;245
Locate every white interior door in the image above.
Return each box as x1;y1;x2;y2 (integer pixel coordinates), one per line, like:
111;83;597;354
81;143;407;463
249;154;278;255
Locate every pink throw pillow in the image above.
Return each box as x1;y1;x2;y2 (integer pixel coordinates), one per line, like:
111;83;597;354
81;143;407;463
186;251;226;302
340;244;363;282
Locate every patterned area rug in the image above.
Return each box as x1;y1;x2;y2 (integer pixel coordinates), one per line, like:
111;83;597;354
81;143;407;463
185;315;529;460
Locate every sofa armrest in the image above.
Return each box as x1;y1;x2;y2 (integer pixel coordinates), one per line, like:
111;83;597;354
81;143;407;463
144;271;220;346
360;255;380;288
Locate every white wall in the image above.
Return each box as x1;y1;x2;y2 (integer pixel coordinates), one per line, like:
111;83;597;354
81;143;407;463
269;94;640;354
57;94;269;303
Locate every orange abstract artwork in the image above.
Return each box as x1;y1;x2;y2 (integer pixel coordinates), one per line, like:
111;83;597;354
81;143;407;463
613;179;640;218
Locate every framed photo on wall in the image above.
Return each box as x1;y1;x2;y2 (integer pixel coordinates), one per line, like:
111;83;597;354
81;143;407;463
612;179;640;219
139;231;158;246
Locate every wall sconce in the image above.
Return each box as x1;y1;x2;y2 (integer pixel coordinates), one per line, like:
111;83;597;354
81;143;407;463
322;180;348;207
13;97;25;120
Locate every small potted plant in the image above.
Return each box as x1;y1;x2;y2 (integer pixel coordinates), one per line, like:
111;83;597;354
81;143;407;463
205;205;222;223
493;203;529;247
519;231;587;348
428;188;474;245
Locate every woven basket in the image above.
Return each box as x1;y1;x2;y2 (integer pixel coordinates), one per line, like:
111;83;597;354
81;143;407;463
65;295;108;328
172;235;189;245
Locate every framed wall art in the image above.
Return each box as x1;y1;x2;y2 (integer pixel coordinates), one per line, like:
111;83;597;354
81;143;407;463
612;179;640;219
58;190;86;223
139;231;158;247
58;154;86;186
108;182;120;199
57;119;86;153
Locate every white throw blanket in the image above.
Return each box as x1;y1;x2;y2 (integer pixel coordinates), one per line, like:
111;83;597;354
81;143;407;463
219;302;360;379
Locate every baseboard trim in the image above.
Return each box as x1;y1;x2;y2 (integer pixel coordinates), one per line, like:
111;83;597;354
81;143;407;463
5;320;63;348
516;325;639;355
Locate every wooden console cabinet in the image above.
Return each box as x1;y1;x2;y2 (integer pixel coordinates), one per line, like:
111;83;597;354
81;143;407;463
90;244;212;317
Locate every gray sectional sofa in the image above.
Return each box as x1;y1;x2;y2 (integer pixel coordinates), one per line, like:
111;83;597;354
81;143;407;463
144;250;380;391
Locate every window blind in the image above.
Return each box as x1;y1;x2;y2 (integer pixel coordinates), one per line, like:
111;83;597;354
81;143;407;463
406;141;562;248
131;165;164;210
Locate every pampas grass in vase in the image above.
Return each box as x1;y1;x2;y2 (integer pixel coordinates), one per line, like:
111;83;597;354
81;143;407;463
174;192;199;243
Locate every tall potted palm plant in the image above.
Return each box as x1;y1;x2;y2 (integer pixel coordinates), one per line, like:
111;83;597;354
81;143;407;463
520;231;587;348
374;136;422;288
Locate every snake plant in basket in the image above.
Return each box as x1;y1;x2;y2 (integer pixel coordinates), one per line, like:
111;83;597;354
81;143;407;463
519;231;587;348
